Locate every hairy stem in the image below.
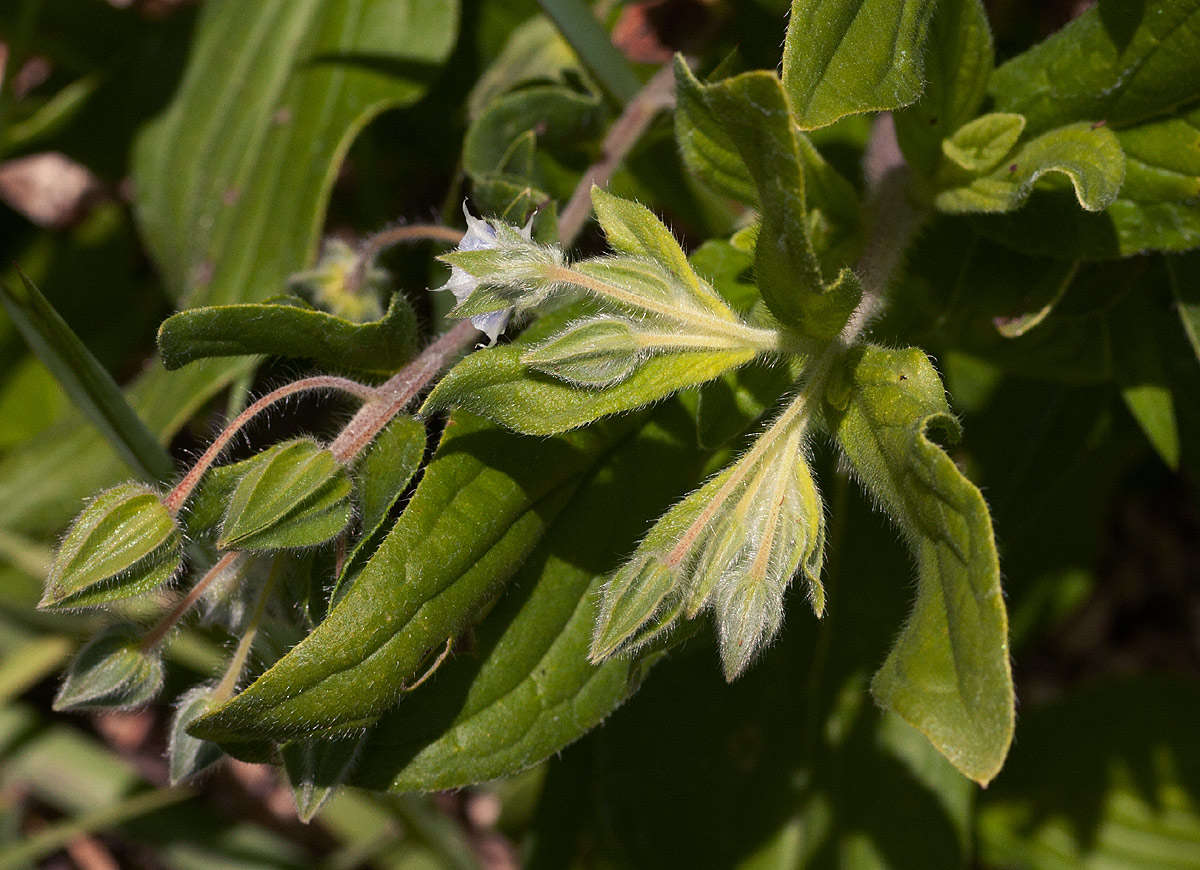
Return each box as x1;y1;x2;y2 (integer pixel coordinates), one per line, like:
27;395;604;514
329;319;479;463
163;376;377;516
141;551;247;652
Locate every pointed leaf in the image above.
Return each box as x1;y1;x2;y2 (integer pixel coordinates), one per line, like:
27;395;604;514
190;412;638;742
783;0;937;130
354;414;425;541
282;735;364;822
54;624;164;712
43;482;182;610
0;273;173;482
157;294;419;374
895;0;994;176
218;439;353;551
935;121;1125;214
168;686;226;785
831;345;1013;785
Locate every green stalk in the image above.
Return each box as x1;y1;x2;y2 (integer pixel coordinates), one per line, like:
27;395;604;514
538;0;641;105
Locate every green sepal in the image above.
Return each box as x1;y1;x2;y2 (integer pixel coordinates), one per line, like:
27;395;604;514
830;345;1014;785
522;317;644;388
53;624;164;712
281;735;364;823
218;438;353;551
157;293;419;375
168;685;226;784
42;481;182;610
935;121;1125;215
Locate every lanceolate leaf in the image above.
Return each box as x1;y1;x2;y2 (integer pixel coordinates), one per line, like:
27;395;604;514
0;273;173;483
895;0;994;177
135;0;459;306
782;0;937;130
935;122;1125;214
53;624;165;712
347;403;710;792
830;344;1014;785
190;412;638;742
157;294;419;374
989;0;1200;136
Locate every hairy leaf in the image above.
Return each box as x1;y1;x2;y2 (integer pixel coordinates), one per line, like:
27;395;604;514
941;113;1025;174
282;735;364;822
54;624;164;712
783;0;937;130
190;412;636;742
157;294;419;374
831;345;1013;785
168;686;225;785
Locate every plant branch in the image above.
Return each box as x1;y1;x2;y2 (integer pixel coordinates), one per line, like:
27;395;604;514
142;551;247;652
163;375;377;516
557;63;677;246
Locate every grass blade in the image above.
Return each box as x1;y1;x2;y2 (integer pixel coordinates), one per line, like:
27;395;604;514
538;0;641;104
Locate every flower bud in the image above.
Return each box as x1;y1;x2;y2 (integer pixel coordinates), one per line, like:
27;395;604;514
42;482;183;610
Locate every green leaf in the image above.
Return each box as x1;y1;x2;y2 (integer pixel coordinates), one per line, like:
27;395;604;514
989;0;1200;136
830;345;1014;785
935;121;1125;214
346;404;709;791
281;735;364;823
1168;251;1200;362
684;65;860;338
189;412;637;742
53;624;164;711
157;293;418;374
354;414;425;543
168;686;226;785
894;0;994;177
42;482;182;610
978;677;1200;870
941;113;1026;174
673;57;758;204
134;0;459;306
0;273;174;483
536;0;641;105
1112;286;1181;469
782;0;937;130
218;438;353;551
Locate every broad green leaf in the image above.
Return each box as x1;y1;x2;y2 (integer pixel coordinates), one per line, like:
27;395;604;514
190;412;637;742
782;0;937;130
989;0;1200;136
1168;251;1200;362
467;15;581;121
895;0;994;177
1112;287;1181;469
831;345;1013;785
281;735;364;823
54;624;164;711
157;293;419;374
935;122;1125;214
686;66;860;338
135;0;459;306
941;113;1025;174
168;686;225;785
0;272;173;482
347;403;709;791
978;678;1200;870
218;439;353;551
42;482;182;610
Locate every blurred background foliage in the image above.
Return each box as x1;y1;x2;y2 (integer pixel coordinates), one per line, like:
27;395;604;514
0;0;1196;868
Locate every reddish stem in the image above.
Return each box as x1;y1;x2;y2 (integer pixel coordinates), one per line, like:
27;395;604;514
163;375;376;516
141;551;243;651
